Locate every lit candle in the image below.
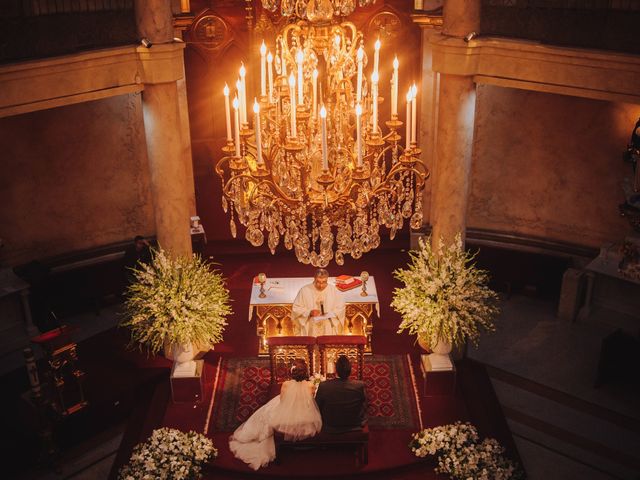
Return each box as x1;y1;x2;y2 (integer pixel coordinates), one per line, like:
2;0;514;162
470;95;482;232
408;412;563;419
253;99;262;164
320;105;328;170
355;103;363;167
296;49;304;106
411;83;417;144
260;41;267;98
372;71;379;135
267;52;274;103
281;38;287;76
223;83;232;142
406;89;411;150
312;68;318;119
374;38;381;77
239;63;247;125
289;73;297;138
356;46;364;104
392;56;399;117
233;95;240;157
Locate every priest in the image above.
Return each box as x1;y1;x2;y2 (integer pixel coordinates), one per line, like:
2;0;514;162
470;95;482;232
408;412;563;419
292;269;346;336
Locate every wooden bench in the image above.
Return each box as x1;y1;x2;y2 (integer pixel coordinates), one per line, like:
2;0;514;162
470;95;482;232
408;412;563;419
274;424;369;466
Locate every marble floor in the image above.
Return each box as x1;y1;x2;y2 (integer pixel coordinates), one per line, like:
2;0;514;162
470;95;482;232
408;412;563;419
8;294;640;480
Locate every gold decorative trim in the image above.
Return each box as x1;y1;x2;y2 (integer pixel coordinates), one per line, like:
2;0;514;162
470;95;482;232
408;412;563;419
410;13;443;27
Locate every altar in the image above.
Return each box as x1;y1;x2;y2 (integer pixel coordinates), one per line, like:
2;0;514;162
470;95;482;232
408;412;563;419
249;277;379;355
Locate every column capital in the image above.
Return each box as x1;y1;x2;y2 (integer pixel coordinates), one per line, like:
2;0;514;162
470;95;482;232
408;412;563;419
136;42;186;85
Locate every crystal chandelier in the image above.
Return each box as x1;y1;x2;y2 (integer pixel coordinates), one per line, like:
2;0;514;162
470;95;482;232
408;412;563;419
215;0;428;267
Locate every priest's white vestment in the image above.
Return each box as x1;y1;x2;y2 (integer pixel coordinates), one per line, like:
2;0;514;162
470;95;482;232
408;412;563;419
292;282;346;336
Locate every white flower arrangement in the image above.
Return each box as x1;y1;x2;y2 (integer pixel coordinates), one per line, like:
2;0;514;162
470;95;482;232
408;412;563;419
392;234;500;349
410;422;523;480
121;248;232;355
309;372;326;396
118;427;217;480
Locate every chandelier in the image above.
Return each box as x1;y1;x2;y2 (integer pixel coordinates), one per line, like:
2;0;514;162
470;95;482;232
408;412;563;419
214;0;428;267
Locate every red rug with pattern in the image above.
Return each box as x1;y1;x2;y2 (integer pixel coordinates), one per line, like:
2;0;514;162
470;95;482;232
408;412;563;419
211;354;419;433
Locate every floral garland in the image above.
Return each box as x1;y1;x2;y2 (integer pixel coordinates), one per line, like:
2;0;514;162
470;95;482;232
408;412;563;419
118;428;217;480
410;422;524;480
392;234;500;349
122;249;232;355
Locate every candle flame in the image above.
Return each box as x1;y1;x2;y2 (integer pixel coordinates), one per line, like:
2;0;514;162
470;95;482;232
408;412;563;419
223;83;229;96
372;71;379;83
375;38;381;50
335;35;341;47
411;84;417;96
355;104;362;116
312;68;318;79
267;52;273;62
296;49;304;64
288;73;295;87
233;96;239;109
320;105;327;118
406;90;412;102
260;41;267;55
357;46;364;60
253;98;259;114
239;63;246;77
236;79;241;90
393;56;399;69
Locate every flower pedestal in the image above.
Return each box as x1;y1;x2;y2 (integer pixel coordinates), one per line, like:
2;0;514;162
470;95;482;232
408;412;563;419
170;359;204;403
420;354;456;396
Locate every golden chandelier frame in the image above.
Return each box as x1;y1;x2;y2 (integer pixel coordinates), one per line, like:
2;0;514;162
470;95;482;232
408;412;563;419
215;12;428;267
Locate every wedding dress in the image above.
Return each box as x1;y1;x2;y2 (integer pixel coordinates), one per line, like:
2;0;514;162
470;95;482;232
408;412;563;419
229;379;322;470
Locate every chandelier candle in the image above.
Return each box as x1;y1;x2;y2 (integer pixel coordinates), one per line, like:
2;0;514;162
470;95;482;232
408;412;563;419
356;103;363;167
320;105;328;170
239;64;247;125
267;52;274;103
296;49;304;106
260;41;267;98
392;56;399;117
356;46;364;104
233;96;240;157
312;69;318;119
411;84;417;144
406;89;411;150
253;99;263;164
374;38;381;78
289;74;297;138
223;83;232;142
372;72;379;135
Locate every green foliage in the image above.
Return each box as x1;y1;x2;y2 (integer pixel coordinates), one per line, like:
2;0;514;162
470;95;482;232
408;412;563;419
392;234;500;349
121;248;232;355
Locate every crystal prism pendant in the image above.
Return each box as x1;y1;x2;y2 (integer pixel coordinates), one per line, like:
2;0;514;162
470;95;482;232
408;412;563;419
306;0;333;23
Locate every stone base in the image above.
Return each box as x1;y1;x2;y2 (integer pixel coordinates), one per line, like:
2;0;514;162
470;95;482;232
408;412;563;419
170;359;203;403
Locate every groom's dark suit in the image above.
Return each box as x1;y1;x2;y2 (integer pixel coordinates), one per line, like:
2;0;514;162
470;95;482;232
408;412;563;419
315;378;367;433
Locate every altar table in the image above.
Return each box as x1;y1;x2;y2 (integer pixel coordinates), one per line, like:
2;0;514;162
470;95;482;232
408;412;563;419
249;277;379;355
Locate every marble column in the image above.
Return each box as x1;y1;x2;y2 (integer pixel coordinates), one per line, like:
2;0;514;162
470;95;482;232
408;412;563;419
136;0;193;256
430;0;480;248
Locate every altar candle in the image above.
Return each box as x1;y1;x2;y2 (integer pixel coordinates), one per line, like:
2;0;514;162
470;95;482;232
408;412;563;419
406;89;411;150
355;103;363;167
372;72;379;135
411;84;417;144
233;96;240;157
392;56;399;117
320;105;328;170
260;41;267;98
356;46;364;104
267;52;274;103
289;74;297;138
312;68;318;119
374;38;381;77
253;99;262;164
296;49;304;106
223;83;232;142
239;63;247;125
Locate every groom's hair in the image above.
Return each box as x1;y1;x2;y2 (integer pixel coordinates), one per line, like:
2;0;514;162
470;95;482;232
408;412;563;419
335;355;351;380
290;359;308;382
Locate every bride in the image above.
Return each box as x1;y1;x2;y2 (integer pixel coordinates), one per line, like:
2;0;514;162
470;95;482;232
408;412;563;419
229;358;322;470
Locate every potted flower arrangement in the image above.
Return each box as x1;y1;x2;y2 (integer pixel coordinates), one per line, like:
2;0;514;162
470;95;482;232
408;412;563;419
392;234;499;354
409;422;523;480
118;427;216;480
121;248;232;368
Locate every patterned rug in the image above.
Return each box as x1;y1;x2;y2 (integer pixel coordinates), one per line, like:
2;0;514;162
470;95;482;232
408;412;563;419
211;355;419;433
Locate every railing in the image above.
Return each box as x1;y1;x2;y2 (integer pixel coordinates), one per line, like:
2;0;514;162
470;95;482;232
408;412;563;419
0;0;136;63
481;0;640;54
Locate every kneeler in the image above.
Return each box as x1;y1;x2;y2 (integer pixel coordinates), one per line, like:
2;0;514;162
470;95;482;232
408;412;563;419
316;335;366;379
266;336;316;398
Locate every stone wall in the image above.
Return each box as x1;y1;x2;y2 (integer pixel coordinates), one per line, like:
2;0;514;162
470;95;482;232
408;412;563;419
468;84;640;248
0;93;155;266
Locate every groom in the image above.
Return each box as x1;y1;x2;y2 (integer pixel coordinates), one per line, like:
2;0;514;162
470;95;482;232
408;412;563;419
315;356;367;433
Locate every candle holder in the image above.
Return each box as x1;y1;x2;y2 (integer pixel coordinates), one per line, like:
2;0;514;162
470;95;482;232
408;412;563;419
360;271;369;297
257;272;267;298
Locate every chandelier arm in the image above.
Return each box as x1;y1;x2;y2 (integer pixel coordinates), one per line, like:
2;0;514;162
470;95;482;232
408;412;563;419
214;155;235;179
